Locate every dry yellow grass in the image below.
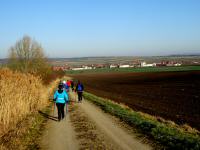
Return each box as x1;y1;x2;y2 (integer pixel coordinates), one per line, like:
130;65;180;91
0;68;50;136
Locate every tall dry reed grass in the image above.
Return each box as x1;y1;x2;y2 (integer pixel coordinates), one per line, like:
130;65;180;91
0;68;50;136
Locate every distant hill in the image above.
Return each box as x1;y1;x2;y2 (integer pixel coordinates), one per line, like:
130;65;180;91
0;58;8;64
48;55;200;66
168;53;200;57
2;55;200;66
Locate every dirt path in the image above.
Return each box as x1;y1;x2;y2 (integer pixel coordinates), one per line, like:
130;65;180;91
40;91;152;150
40;105;79;150
79;100;151;150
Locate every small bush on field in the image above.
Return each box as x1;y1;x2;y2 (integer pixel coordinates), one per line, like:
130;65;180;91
84;92;200;150
0;68;48;136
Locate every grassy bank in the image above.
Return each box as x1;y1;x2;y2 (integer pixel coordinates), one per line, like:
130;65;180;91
83;92;200;150
0;104;52;150
0;68;60;149
66;65;200;74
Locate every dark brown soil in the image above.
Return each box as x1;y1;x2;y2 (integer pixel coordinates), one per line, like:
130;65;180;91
70;71;200;130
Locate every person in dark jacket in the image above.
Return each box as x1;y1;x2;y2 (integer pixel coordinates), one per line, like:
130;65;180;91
71;80;74;91
54;83;69;121
75;80;84;102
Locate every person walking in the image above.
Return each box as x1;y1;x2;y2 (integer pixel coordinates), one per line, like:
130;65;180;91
71;80;74;92
75;80;84;102
67;80;71;91
62;80;69;92
62;80;66;87
54;83;69;121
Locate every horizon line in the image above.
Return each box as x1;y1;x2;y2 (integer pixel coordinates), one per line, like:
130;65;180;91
1;53;200;60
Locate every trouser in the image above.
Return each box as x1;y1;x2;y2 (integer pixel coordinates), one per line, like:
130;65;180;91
56;103;65;121
77;92;83;102
71;86;74;91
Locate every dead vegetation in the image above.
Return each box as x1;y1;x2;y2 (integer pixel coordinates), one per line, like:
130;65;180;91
0;68;48;136
0;68;60;149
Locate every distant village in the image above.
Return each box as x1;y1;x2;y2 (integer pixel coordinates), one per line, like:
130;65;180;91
52;61;182;71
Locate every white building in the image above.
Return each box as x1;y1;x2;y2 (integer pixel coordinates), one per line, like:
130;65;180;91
83;66;92;70
141;62;155;67
71;67;84;71
174;63;182;66
71;65;93;70
119;64;130;68
109;64;118;68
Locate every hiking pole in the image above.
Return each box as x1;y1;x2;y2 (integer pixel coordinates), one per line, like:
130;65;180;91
65;102;68;120
74;91;77;102
66;102;68;114
51;99;55;116
52;101;54;115
70;91;74;106
53;102;56;117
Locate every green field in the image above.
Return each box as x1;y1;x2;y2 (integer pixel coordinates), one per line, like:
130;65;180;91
66;65;200;74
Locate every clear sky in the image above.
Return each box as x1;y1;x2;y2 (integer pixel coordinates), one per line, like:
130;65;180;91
0;0;200;58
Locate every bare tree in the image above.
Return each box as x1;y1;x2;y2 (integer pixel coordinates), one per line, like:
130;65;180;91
8;35;51;78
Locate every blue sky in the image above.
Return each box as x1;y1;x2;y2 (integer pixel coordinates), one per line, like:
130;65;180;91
0;0;200;58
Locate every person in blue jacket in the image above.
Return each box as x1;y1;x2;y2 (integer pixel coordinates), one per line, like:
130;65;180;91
75;80;84;102
54;83;69;121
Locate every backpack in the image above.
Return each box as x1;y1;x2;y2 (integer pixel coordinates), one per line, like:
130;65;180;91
77;84;83;91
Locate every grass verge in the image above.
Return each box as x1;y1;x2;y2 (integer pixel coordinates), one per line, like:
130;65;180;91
83;92;200;150
0;103;52;150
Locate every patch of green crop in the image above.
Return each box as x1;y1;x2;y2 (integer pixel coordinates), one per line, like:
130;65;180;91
66;66;200;74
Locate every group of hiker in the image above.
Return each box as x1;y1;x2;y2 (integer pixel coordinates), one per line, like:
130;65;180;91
53;79;84;121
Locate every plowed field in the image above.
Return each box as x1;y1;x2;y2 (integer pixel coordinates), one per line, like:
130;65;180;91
70;71;200;130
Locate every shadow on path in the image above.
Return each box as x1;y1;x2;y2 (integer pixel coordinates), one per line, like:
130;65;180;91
38;111;58;122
